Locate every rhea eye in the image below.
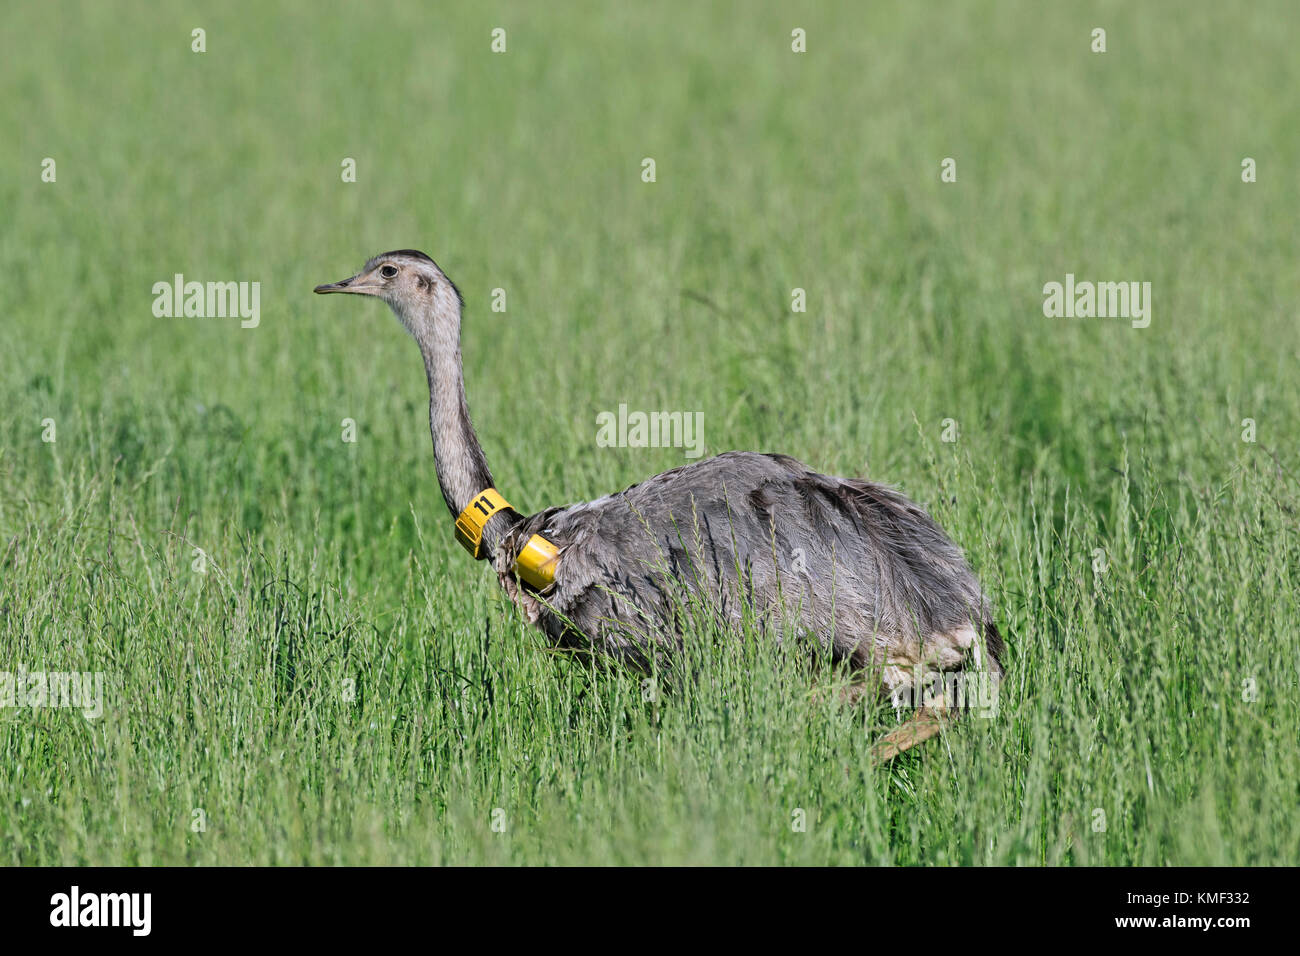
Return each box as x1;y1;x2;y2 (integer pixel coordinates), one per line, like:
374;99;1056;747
380;265;398;279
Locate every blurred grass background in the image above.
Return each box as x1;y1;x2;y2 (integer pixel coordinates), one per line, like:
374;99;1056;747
1;0;1297;864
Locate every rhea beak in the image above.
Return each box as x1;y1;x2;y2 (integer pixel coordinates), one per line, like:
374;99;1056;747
314;273;378;295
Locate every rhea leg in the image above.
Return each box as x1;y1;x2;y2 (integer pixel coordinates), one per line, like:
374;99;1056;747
826;671;952;762
869;706;947;762
857;624;998;762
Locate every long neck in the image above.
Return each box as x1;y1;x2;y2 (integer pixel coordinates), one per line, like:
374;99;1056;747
410;296;515;557
421;340;494;517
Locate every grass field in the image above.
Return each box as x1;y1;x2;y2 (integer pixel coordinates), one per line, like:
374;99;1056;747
2;1;1298;865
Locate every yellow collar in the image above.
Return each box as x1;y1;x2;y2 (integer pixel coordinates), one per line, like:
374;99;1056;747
454;488;559;589
454;489;511;559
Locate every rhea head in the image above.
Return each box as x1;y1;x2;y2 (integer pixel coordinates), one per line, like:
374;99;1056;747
314;249;463;346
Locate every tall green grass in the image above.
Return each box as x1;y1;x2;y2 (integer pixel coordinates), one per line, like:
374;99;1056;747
1;0;1297;864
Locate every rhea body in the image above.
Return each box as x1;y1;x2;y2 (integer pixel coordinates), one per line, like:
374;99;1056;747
316;251;1003;756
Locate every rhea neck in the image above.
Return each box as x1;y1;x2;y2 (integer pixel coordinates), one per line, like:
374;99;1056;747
394;286;515;553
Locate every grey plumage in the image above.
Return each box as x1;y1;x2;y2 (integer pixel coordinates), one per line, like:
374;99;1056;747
316;250;1002;751
501;452;1001;675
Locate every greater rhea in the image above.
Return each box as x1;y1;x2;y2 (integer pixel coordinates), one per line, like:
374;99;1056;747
315;250;1003;759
